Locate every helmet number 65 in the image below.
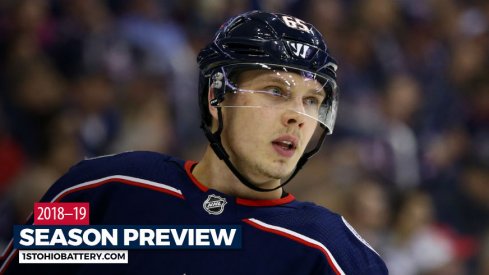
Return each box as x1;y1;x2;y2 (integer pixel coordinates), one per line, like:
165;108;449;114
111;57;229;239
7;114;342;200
282;16;310;32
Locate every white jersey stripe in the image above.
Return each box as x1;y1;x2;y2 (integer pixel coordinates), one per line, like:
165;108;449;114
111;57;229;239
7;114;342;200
51;175;183;202
341;216;380;256
247;218;345;275
0;240;14;273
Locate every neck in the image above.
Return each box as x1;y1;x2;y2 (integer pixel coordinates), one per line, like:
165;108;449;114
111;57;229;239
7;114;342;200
192;146;284;200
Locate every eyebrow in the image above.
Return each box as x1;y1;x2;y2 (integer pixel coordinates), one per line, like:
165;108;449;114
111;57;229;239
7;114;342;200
305;88;326;98
263;75;323;88
243;73;326;96
254;74;291;85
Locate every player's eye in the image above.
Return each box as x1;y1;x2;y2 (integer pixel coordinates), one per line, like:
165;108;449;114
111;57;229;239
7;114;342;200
265;87;289;98
304;97;319;106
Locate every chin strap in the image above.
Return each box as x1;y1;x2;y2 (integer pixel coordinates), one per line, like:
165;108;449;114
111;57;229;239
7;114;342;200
200;107;328;192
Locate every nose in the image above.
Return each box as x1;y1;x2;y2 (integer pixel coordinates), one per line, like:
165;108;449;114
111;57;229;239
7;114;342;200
281;100;306;128
283;113;304;128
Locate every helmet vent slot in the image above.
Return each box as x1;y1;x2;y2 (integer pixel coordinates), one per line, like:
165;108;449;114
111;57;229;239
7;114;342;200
226;18;245;33
223;42;266;56
282;35;314;47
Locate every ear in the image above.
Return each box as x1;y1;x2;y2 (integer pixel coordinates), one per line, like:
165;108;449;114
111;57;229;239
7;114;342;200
208;87;218;120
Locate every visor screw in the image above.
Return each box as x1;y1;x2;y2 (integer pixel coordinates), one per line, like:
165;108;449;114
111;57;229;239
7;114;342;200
212;72;224;89
212;72;223;81
213;81;222;89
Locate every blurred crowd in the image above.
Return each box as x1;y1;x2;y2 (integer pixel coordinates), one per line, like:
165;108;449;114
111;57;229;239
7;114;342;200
0;0;488;274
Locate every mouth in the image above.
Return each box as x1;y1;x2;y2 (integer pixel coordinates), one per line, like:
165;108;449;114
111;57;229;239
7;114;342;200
271;136;298;158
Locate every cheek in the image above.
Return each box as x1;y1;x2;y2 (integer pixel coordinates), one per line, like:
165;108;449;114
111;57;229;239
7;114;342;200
306;122;319;138
223;108;275;141
302;116;319;134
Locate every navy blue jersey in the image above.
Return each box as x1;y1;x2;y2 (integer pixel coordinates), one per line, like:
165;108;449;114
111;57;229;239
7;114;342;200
1;151;387;274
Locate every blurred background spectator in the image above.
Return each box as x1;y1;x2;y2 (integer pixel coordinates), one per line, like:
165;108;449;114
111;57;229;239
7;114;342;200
381;189;462;275
0;0;487;273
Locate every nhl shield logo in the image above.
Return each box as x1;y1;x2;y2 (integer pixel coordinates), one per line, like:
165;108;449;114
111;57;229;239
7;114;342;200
203;194;227;215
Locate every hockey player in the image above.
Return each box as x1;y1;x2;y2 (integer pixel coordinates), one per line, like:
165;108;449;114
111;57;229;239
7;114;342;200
1;10;387;274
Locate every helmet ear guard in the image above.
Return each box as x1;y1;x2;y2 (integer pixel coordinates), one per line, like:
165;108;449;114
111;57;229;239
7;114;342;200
211;72;224;90
198;70;226;126
209;72;224;107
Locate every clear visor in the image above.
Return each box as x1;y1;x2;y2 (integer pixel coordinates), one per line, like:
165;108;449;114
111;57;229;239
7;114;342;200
211;63;339;134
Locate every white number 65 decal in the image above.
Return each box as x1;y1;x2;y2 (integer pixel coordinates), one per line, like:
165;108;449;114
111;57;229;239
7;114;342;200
282;16;310;32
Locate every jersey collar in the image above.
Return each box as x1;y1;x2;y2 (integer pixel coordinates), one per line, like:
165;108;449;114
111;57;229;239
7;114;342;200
184;160;295;207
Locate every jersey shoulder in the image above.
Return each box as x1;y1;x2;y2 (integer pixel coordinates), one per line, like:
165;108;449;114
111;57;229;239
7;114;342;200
302;202;388;274
262;200;388;274
40;151;187;203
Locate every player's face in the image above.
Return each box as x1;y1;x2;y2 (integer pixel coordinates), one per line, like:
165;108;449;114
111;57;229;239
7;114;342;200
218;69;323;185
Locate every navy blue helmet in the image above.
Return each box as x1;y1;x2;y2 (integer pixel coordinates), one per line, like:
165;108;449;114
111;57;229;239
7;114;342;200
197;10;338;132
